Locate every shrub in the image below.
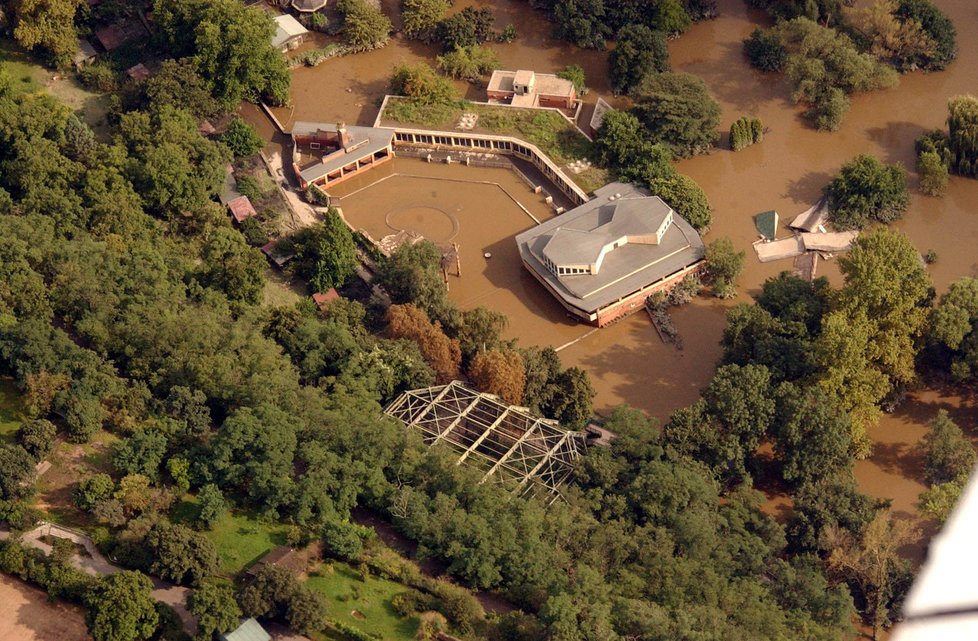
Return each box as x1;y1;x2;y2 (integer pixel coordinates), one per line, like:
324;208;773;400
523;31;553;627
436;45;499;81
220;117;264;158
825;154;910;229
917;150;949;197
16;419;57;461
744;29;787;72
78;62;119;92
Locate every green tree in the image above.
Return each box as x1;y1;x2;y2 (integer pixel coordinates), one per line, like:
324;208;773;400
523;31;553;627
197;483;227;529
144;58;221;119
546;367;595;428
16;419;57;461
649;174;712;230
285;209;358;293
339;0;392;52
84;571;160;641
556;65;587;95
0;445;36;501
920;410;976;485
895;0;957;70
593;111;675;186
929;277;978;382
147;522;219;586
155;0;291;106
388;63;459;106
376;240;449;316
286;587;329;635
436;45;500;81
651;0;691;34
219;117;264;158
744;28;787;72
75;473;115;512
112;428;169;480
551;0;610;49
402;0;451;42
772;384;853;486
947;95;978;178
916;149;948;196
824;154;910;229
704;237;745;298
9;0;80;68
435;7;494;51
630;72;721;158
190;578;241;640
200;227;267;305
608;25;669;95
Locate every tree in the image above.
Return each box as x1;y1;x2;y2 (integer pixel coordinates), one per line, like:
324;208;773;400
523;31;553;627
920;410;976;485
112;428;169;480
651;0;691;34
546;367;594;428
154;0;291;106
436;45;500;81
744;29;787;72
704;237;745;298
219;117;264;158
630;72;721;158
650;174;712;231
822;511;916;639
200;227;267;306
557;65;587;95
435;7;494;51
468;350;526;405
388;63;459;107
377;240;449;315
456;306;508;362
851;0;935;70
16;419;57;461
288;210;358;294
788;473;885;553
772;385;853;486
9;0;80;68
551;0;609;49
197;483;227;529
947;95;978;178
916;149;948;196
144;58;221;120
608;25;669;95
84;571;160;641
929;277;978;382
238;564;325;632
75;473;115;512
895;0;957;70
147;522;219;586
286;586;329;635
0;445;36;501
824;154;910;229
190;578;241;640
339;0;392;52
114;474;154;516
402;0;451;42
593;111;675;187
386;304;461;384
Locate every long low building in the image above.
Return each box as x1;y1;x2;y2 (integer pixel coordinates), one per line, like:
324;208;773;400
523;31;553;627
515;183;705;326
291;122;395;190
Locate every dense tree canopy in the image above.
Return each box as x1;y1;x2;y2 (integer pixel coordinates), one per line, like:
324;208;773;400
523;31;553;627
629;72;721;157
9;0;80;68
824;154;910;229
608;25;669;95
84;571;159;641
338;0;393;52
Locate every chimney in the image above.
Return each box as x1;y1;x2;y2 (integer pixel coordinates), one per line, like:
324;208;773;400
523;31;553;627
337;122;350;148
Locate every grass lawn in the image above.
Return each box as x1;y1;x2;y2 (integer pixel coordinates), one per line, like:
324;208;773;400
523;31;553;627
172;498;291;575
1;38;112;137
381;96;610;194
0;378;25;443
263;267;305;307
306;562;418;641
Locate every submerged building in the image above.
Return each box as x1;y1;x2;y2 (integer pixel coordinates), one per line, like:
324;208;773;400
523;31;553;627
486;69;577;109
290;122;395;190
515;182;705;326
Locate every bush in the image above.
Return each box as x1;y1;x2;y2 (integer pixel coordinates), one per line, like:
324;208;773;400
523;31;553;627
339;0;392;52
239;216;269;247
236;175;265;202
744;29;787;72
917;150;949;197
16;419;57;461
705;237;745;299
649;174;712;231
556;65;587;95
436;45;499;81
220;117;264;158
825;154;910;229
807;87;850;132
78;62;119;92
75;474;116;512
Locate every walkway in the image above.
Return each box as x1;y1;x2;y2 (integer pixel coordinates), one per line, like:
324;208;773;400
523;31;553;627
1;522;197;636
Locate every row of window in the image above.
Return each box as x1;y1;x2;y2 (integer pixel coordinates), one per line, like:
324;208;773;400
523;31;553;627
557;266;590;276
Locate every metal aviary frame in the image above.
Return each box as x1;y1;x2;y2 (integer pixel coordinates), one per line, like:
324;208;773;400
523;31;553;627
385;381;587;504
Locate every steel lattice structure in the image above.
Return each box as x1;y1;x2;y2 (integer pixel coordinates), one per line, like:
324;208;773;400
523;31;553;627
385;381;587;503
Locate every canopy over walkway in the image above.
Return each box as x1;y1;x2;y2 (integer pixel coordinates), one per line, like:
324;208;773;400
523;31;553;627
385;381;587;503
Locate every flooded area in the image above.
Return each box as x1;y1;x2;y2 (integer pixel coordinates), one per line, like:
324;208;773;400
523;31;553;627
248;0;978;561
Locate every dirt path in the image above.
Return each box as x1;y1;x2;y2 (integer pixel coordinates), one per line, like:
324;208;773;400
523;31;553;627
0;574;90;641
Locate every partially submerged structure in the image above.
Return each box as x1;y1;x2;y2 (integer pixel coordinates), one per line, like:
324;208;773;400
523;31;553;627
486;70;577;109
385;381;588;503
291;0;328;12
788;199;829;233
515;182;705;326
220;618;270;641
271;13;309;52
290;122;395;190
754;210;779;241
588;96;613;137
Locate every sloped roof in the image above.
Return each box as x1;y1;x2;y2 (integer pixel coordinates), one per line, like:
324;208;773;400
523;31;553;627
221;618;270;641
292;122;394;184
292;0;329;11
272;14;309;49
227;196;257;223
754;210;778;241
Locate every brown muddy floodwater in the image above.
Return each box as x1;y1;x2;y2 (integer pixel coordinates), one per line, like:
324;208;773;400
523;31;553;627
247;0;978;561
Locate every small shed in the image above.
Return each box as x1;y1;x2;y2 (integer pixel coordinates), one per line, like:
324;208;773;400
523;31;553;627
261;241;294;268
73;39;98;69
227;196;258;224
754;210;779;241
126;63;151;82
246;546;306;577
94;20;144;51
271;14;309;52
220;618;270;641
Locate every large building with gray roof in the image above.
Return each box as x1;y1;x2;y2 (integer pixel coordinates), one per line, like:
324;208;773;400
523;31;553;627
290;122;395;190
515;183;705;326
